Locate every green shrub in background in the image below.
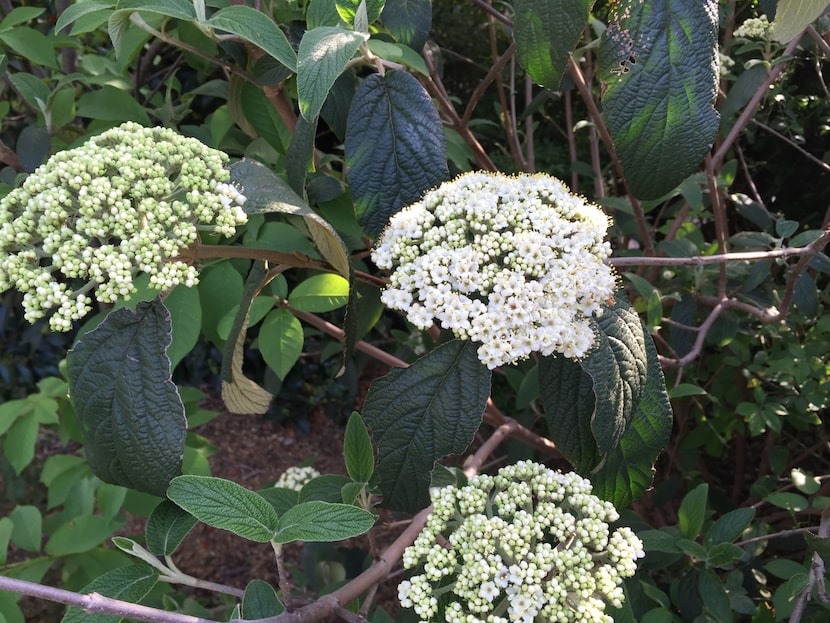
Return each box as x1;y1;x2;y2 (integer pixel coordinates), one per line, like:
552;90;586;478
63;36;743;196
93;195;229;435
0;1;828;622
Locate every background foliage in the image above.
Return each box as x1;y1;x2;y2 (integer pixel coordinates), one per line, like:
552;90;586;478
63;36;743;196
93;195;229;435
1;0;830;622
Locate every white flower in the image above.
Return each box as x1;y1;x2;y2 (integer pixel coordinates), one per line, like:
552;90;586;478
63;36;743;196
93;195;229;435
372;172;616;369
0;122;248;331
274;465;320;491
733;15;773;40
398;461;643;622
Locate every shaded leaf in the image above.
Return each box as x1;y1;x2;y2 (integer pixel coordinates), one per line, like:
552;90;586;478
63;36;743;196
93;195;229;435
243;579;284;619
678;483;708;540
345;70;448;235
167;475;279;542
599;0;719;199
207;6;297;71
67;300;186;496
514;0;592;89
145;500;198;556
380;0;431;51
336;0;385;27
363;340;491;512
62;565;158;623
344;411;374;483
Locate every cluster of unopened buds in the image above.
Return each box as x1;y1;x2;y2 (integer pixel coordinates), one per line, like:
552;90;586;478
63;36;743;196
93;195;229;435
733;14;773;40
0;121;248;331
274;465;321;491
398;461;644;623
371;172;617;369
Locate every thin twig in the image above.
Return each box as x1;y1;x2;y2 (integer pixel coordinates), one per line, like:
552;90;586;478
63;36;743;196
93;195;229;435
751;118;830;173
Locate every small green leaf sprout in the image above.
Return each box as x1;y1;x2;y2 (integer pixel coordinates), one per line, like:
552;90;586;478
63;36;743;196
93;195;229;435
0;122;248;331
372;172;617;369
399;461;644;623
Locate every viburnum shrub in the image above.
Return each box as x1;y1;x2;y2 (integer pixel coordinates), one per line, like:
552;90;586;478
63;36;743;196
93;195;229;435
0;122;247;331
398;461;643;623
371;172;617;368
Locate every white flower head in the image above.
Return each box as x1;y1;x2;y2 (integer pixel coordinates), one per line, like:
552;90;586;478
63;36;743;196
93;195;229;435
399;461;642;623
372;172;616;368
0;122;248;330
274;465;321;491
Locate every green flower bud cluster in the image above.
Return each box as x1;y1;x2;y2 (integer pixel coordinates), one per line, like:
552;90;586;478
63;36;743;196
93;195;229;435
398;461;644;623
733;15;773;40
372;172;616;369
0;122;248;331
275;465;321;491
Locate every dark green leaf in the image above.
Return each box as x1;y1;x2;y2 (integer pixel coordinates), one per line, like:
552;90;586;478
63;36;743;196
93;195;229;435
163;284;202;369
273;501;375;543
299;475;353;503
242;579;284;619
706;507;755;545
258;487;300;516
16;125;50;173
167;475;279;542
804;532;830;560
55;1;114;33
0;27;57;69
363;340;491;512
67;300;186;496
766;491;809;512
706;542;745;567
145;500;198;556
345;70;448;235
599;0;719;199
286;115;318;195
297;26;367;121
589;328;673;507
698;569;732;622
719;64;768;129
380;0;431;50
344;411;374;483
207;6;298;72
793;273;819;317
639;529;682;553
61;565;158;623
678;483;708;540
8;73;49;112
0;6;45;29
514;0;591;89
259;308;304;381
0;517;12;565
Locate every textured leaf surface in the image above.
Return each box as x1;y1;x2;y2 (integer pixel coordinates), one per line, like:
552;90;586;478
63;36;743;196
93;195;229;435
145;500;198;556
297;26;367;121
62;565;157;623
599;0;719;199
380;0;432;50
243;579;284;618
363;341;491;512
230;158;350;276
67;300;185;496
772;0;829;42
345;70;448;235
589;330;673;507
167;475;279;542
273;501;375;543
514;0;592;89
206;6;297;71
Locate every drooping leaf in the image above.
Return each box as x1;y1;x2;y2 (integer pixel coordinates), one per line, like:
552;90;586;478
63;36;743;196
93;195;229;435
107;0;196;58
589;329;673;507
345;70;448;235
344;411;374;483
772;0;829;42
221;262;274;414
243;579;285;618
67;300;186;496
297;26;368;121
229;158;351;276
61;565;158;623
514;0;592;89
273;501;375;543
380;0;432;51
599;0;719;199
362;340;491;512
163;284;202;369
167;475;279;542
258;307;304;381
206;6;298;71
145;500;198;556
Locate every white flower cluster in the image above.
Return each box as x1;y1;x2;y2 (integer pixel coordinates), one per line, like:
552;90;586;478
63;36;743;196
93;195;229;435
0;121;248;331
733;15;773;40
371;172;616;369
399;461;644;623
274;465;321;491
